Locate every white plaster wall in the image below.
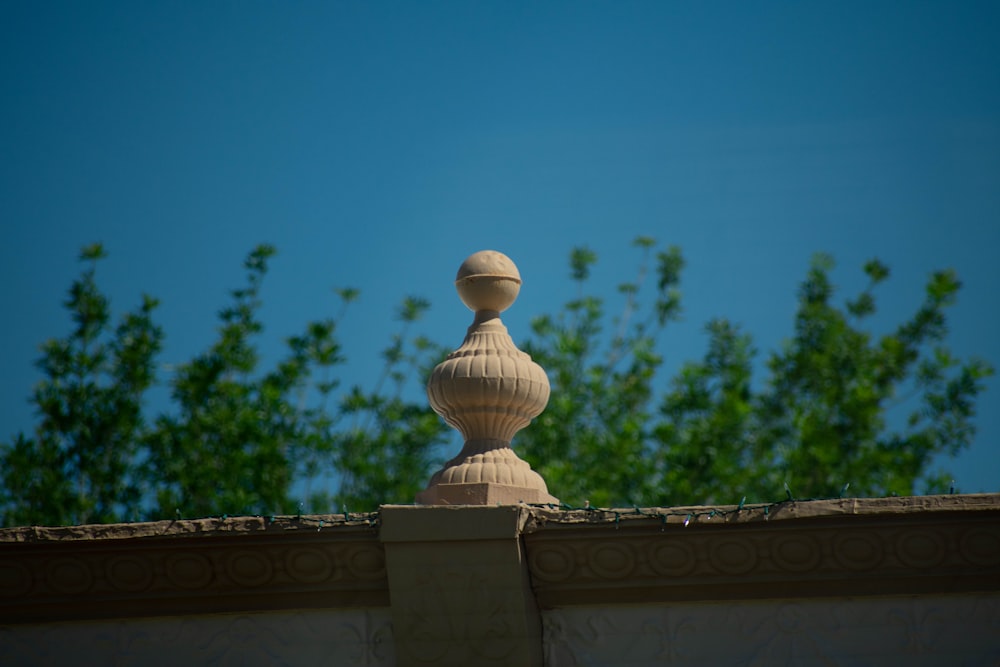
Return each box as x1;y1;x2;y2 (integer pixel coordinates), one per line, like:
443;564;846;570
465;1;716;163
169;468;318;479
0;608;394;667
542;594;1000;667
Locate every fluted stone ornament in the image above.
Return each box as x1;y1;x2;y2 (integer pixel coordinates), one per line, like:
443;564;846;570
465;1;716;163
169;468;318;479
417;250;559;505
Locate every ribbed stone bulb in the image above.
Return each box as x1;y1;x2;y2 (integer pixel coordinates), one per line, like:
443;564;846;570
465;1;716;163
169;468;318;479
416;250;558;506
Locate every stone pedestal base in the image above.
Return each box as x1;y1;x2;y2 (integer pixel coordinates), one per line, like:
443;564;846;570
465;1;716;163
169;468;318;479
381;505;544;666
416;482;559;506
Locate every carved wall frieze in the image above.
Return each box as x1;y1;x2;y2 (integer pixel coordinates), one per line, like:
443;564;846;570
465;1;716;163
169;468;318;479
2;496;999;665
0;521;388;624
525;505;1000;607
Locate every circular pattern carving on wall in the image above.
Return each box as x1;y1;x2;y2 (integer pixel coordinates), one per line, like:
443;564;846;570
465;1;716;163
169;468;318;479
107;556;153;592
895;531;946;569
285;548;333;584
710;539;758;575
529;544;575;583
832;532;884;571
46;558;93;595
588;543;636;579
648;540;696;577
0;560;33;597
226;551;274;587
960;528;1000;567
346;545;386;580
771;536;822;573
165;553;214;589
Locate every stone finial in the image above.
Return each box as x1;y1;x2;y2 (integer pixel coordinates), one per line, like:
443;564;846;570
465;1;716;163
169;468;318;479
417;250;558;506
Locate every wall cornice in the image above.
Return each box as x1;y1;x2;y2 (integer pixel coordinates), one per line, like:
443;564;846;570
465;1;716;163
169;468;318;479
2;496;998;630
522;494;1000;608
0;515;387;624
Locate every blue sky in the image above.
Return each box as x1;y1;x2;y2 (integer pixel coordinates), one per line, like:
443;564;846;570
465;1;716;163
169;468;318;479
2;2;998;496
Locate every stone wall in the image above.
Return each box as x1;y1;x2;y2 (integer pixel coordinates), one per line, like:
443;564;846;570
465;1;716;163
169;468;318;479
1;495;998;666
542;595;1000;666
1;609;394;667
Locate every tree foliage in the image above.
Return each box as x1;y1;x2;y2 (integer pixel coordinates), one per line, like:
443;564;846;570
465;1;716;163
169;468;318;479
1;245;446;524
0;244;162;525
142;245;342;517
520;246;993;506
0;240;993;526
520;237;683;506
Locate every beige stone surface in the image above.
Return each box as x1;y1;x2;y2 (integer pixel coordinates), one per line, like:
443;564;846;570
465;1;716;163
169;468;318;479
523;494;1000;607
0;609;394;667
455;249;522;314
1;495;997;666
420;250;557;506
0;512;378;543
0;515;388;624
380;505;543;667
542;594;1000;666
417;481;559;506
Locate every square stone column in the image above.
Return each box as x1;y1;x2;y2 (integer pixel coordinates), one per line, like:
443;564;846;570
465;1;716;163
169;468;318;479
379;505;543;667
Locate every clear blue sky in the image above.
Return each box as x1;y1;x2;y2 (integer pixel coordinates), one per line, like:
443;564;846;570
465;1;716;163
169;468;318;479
2;2;998;496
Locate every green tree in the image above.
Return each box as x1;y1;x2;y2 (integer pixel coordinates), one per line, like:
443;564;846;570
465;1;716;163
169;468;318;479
751;255;993;498
0;244;162;525
0;244;445;524
519;244;993;507
142;245;343;516
520;238;683;506
1;239;993;526
141;245;442;518
654;318;760;505
332;296;451;511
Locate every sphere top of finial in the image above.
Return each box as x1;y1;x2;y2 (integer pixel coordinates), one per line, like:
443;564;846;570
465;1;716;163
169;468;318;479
455;250;522;283
455;250;522;313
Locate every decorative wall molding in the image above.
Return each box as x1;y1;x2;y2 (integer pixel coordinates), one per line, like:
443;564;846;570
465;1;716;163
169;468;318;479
2;496;999;665
0;516;388;624
523;496;1000;607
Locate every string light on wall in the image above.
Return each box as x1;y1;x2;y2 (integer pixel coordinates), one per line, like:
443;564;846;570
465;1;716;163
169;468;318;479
163;509;381;532
149;480;975;535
